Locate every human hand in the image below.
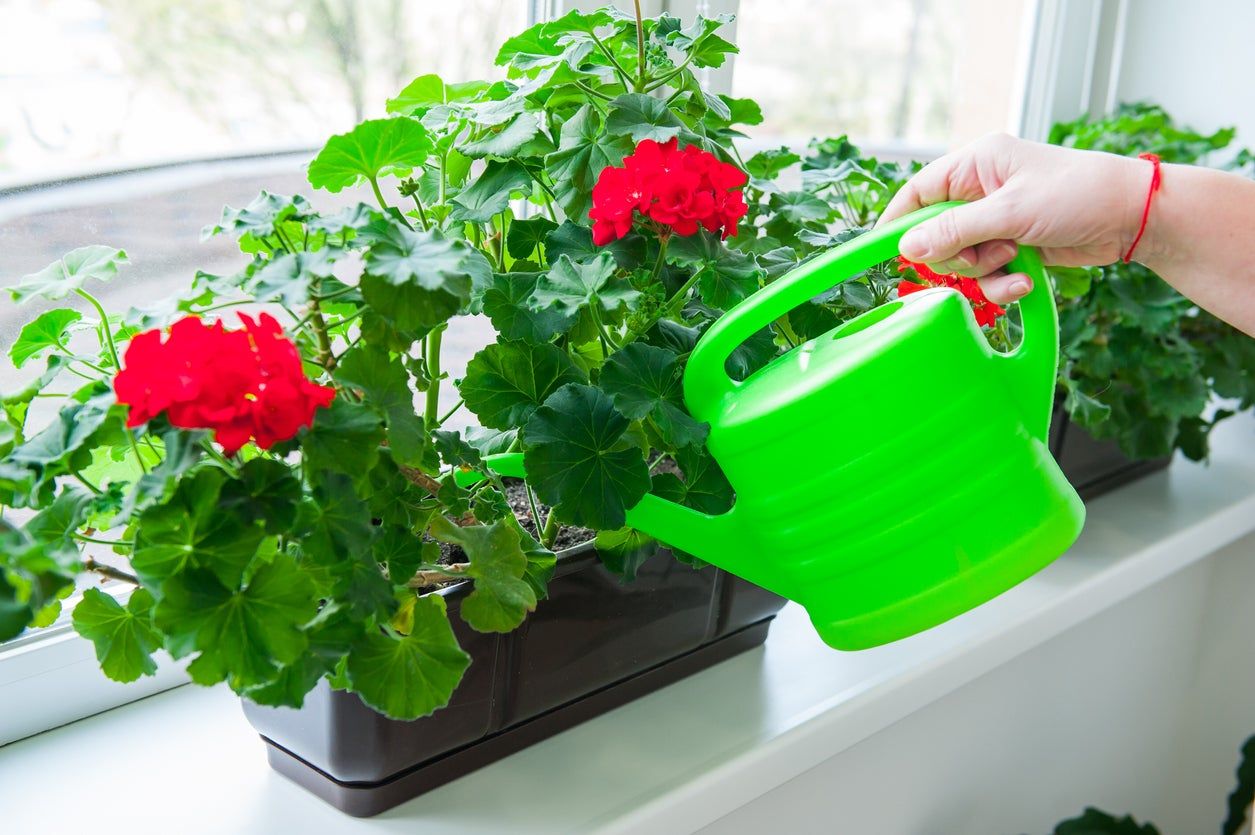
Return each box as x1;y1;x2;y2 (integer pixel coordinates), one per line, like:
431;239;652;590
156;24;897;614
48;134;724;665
878;133;1151;305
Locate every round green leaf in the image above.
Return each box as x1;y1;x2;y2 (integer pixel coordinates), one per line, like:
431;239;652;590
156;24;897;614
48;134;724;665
72;588;161;683
522;383;650;529
345;595;471;720
307;118;435;193
459;340;585;430
9;246;128;304
9;309;81;369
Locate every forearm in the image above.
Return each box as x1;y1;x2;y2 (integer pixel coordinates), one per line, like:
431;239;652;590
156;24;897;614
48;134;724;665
1139;163;1255;335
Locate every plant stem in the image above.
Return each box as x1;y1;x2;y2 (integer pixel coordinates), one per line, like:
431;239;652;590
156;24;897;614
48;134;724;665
524;483;542;531
308;296;336;372
126;430;149;474
540;507;560;549
407;562;469;589
75;533;134;548
399;464;443;495
590;31;633;91
76;289;121;370
573;79;615;102
437;398;464;425
82;557;140;585
496;212;508;271
410;194;431;231
369;176;412;229
71;471;102;495
632;0;647;90
589;304;621;351
424;325;444;428
201;440;237;473
643;54;695;93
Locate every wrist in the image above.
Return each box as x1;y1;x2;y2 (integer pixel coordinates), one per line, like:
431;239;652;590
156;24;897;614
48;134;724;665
1118;154;1168;267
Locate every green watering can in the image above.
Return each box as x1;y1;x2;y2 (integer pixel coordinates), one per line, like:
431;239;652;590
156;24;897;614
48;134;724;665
469;202;1085;650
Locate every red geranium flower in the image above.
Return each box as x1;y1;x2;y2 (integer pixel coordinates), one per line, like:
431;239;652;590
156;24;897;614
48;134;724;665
114;314;335;455
589;138;748;246
896;257;1007;328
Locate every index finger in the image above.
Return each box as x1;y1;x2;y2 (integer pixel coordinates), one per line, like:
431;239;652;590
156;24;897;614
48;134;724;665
876;149;981;227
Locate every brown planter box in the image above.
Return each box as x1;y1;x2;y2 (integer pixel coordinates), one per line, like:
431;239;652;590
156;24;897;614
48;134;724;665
242;543;786;817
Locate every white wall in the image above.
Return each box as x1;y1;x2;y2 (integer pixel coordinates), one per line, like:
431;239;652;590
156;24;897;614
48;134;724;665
1116;0;1255;146
698;534;1255;834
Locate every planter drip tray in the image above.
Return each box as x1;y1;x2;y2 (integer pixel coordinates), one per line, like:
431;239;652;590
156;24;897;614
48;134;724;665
260;618;773;817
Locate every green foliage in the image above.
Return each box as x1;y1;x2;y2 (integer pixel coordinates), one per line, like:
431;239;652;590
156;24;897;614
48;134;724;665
6;6;1248;727
1049;102;1255;460
307;118;435;192
8;246;129;304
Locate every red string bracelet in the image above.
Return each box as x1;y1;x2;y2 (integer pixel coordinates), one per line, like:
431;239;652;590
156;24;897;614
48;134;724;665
1121;152;1162;263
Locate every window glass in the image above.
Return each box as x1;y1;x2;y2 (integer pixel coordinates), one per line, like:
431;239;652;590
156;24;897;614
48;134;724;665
0;0;526;635
730;0;1031;152
0;0;528;184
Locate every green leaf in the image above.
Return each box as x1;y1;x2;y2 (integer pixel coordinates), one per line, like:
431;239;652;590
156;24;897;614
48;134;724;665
132;468;265;589
9;309;81;368
72;588;161;683
219;457;302;536
600;343;708;448
155;556;317;689
345;595;471;720
506;216;558;260
667;230;763;309
769;190;833;224
251;249;337;308
508;516;556;599
299;398;384;481
202;191;314;245
386;74;489;116
461;112;541;159
522;383;650;529
594;527;659;582
432;429;483;469
459;340;585;430
361;224;490;330
605;93;684;143
335;344;426;466
545;105;634;221
307;118;434;193
531;253;640;316
545;221;600;265
655;446;733;515
450;160;533;223
746;147;800;180
481;272;574;343
430;515;536;633
8;392;114;473
8;246;128;303
117;427;206;521
298;473;376;565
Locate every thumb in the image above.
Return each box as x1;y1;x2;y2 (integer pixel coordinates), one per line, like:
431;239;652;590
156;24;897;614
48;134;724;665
898;197;1018;264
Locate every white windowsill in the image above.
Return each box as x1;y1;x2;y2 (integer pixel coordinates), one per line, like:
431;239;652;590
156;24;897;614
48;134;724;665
2;415;1253;834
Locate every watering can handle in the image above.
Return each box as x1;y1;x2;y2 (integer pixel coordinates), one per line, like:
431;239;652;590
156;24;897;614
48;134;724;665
682;201;1059;438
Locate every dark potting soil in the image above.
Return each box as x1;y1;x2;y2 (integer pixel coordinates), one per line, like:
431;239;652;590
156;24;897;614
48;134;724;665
433;478;594;565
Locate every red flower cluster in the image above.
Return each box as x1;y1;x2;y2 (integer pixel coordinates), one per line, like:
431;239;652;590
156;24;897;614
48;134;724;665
896;258;1007;328
114;314;335;455
589;138;748;246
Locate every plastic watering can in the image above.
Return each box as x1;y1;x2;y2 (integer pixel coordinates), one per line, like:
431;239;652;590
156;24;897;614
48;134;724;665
467;202;1085;651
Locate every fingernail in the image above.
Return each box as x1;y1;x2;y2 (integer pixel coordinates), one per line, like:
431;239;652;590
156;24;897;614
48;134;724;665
900;229;929;259
994;241;1018;261
1009;277;1033;298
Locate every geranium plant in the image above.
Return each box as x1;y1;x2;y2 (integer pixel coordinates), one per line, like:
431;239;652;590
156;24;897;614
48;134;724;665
1048;102;1255;460
1;5;997;720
